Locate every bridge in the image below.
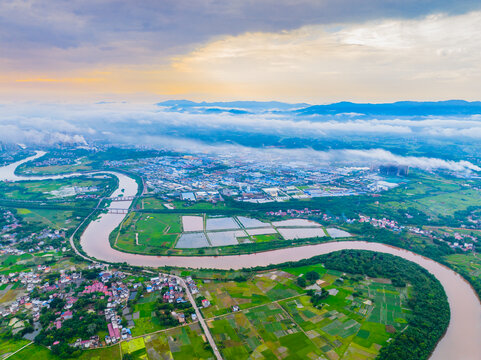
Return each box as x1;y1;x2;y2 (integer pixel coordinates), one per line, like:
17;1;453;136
109;196;137;201
107;208;130;214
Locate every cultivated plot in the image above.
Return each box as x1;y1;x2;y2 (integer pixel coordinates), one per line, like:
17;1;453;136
121;323;213;359
175;232;210;248
272;219;322;227
181;215;204;232
277;227;325;240
207;231;242;247
237;216;271;228
327;228;352;238
206;217;240;230
246;227;277;235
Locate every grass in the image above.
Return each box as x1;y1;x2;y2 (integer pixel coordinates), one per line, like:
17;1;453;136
252;234;282;242
16;207;83;231
0;177;111;202
122;323;214;359
8;343;121;360
415;189;481;217
446;252;481;278
17;158;94;175
199;270;303;318
0;290;19;304
0;338;30;359
372;172;481;220
200;280;271;317
209;303;324;359
198;263;411;359
0;251;65;276
115;213;182;254
131;294;165;337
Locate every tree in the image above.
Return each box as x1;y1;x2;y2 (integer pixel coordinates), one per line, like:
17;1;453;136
306;271;320;281
297;276;307;287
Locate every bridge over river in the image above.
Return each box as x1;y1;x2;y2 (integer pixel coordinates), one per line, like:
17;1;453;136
1;152;480;360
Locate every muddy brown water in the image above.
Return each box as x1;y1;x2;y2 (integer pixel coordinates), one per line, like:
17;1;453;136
2;153;480;359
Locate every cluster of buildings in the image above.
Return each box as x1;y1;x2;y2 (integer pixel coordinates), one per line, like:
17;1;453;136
158;276;186;304
359;215;402;231
0;247;205;350
105;153;400;204
358;215;477;252
0;210;21;242
1;209;65;251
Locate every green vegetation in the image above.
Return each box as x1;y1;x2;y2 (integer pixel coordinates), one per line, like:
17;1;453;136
197;250;448;360
8;343;121;360
130;293;165;337
120;323;213;359
209;303;325;359
0;176;114;202
114;213;182;254
0;337;30;358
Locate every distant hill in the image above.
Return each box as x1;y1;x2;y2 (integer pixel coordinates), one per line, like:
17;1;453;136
157;100;310;113
296;100;481;116
157;99;481;117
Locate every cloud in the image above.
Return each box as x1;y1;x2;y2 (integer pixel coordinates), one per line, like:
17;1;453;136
107;134;481;172
2;102;481;146
1;3;481;101
1;101;480;171
2;1;479;69
15;77;103;83
0;124;86;145
167;11;481;102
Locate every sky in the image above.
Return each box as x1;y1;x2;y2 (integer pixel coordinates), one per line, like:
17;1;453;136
2;0;481;103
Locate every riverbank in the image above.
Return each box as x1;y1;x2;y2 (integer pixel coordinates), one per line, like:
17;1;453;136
2;152;481;360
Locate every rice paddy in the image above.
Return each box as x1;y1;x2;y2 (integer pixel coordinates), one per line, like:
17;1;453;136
237;216;270;228
176;232;210;248
198;264;410;359
115;212;351;254
182;215;204;232
206;217;240;231
326;228;352;238
121;323;214;359
272;219;323;227
277;227;325;240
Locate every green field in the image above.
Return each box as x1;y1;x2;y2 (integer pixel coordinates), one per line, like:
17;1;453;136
130;293;166;336
0;177;113;202
15;207;82;230
115;213;182;254
200;270;301;318
0;251;67;276
8;343;121;360
252;233;282;242
446;252;481;278
16;157;95;176
373;172;481;220
209;303;324;360
0;337;30;359
197;264;410;359
142;197;228;211
121;323;214;359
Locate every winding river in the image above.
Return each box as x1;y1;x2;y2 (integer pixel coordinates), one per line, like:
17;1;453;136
1;153;480;359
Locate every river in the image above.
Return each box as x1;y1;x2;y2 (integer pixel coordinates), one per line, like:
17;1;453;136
1;152;480;359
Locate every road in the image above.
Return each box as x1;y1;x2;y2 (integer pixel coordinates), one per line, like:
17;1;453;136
162;273;223;360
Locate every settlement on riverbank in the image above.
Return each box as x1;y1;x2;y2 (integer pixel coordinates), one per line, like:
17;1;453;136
2;153;481;360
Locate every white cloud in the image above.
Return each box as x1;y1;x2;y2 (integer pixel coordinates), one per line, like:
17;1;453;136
169;11;481;102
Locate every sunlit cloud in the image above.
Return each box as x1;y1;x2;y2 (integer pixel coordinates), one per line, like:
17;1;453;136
1;9;481;101
15;77;103;83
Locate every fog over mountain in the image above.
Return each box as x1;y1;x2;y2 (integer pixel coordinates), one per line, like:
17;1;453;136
1;100;481;171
